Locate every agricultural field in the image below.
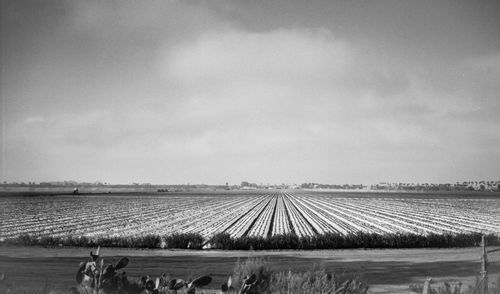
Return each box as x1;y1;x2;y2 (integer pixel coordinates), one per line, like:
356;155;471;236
1;190;500;242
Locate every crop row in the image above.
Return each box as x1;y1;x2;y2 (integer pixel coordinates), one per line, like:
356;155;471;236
1;191;499;242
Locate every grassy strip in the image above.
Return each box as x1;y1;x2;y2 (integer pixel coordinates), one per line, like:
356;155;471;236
2;232;499;249
2;232;204;249
208;232;500;250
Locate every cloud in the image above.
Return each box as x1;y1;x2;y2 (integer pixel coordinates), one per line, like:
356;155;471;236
466;52;500;74
23;116;45;124
165;28;352;86
10;26;495;184
158;27;500;183
3;0;499;184
161;28;430;148
462;52;500;107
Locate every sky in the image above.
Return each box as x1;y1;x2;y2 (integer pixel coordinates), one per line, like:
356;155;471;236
1;0;499;185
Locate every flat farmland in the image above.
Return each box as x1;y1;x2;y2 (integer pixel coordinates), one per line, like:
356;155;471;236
1;190;500;241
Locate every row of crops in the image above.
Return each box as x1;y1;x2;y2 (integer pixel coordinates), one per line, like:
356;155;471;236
1;191;499;244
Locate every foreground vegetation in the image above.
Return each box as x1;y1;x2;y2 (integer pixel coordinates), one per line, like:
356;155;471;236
409;276;500;294
0;247;369;294
234;257;368;294
2;248;499;294
3;232;499;250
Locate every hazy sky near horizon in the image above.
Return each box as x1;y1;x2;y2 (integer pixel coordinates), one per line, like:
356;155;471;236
1;0;499;184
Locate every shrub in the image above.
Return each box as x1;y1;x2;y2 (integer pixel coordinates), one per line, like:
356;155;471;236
209;232;235;249
231;258;368;294
163;232;204;249
272;266;368;294
232;257;273;294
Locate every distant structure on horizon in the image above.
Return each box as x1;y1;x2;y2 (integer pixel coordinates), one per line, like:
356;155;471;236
370;181;500;192
1;180;499;193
